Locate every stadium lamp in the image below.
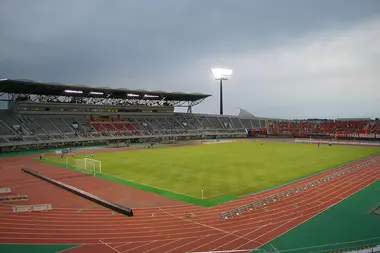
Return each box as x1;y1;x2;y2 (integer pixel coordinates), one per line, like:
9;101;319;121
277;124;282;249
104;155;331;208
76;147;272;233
210;68;233;115
210;68;233;80
127;93;139;97
64;89;83;94
89;91;104;95
144;94;159;98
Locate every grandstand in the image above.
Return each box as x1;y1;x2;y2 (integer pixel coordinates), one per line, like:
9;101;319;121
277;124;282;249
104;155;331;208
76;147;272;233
1;79;379;153
268;119;380;140
0;79;268;153
1;78;380;253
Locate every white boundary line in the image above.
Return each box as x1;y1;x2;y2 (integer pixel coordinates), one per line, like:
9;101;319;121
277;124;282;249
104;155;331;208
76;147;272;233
55;244;84;253
188;250;255;253
196;225;267;252
119;240;157;253
165;235;215;253
99;239;122;253
233;217;298;250
158;207;261;245
143;238;182;253
112;242;131;249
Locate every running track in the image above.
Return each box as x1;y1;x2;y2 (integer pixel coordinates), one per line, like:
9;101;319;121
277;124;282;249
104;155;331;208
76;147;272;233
0;154;379;253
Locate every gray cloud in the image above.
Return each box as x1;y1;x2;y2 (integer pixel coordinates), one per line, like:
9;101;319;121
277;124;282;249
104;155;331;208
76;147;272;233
1;0;379;118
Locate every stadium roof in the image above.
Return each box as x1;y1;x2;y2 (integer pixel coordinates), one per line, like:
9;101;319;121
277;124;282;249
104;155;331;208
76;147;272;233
0;79;211;102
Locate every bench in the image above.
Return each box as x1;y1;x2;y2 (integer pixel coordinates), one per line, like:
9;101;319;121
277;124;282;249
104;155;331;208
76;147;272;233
0;188;11;194
12;204;52;213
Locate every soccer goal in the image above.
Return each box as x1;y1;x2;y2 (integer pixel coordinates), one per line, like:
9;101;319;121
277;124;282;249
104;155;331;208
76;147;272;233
74;158;102;174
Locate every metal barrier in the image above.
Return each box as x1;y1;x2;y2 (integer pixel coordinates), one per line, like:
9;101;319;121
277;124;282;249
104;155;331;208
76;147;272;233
21;168;134;217
0;187;11;194
220;157;380;220
0;195;28;203
12;204;52;213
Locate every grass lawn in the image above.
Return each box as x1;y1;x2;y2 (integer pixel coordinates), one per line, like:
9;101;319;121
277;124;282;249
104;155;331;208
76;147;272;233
44;141;380;204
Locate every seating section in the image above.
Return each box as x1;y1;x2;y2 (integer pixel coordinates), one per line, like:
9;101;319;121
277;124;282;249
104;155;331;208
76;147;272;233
0;111;263;144
268;120;380;138
1;108;379;145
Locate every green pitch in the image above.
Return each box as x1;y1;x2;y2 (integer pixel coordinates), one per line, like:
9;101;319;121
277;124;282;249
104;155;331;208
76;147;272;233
44;141;379;206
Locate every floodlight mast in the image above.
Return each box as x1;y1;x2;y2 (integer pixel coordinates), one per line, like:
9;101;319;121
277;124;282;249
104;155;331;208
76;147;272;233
210;68;233;115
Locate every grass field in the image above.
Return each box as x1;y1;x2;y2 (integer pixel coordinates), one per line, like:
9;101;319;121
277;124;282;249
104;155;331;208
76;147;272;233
44;141;380;205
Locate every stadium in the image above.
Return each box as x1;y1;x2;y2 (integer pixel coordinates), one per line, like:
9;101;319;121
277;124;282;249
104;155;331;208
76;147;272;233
0;78;379;253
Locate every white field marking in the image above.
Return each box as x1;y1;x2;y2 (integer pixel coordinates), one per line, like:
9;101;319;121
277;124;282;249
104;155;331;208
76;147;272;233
241;217;298;247
120;240;157;253
55;244;85;253
270;244;279;252
165;235;216;253
143;238;183;253
188;250;254;253
189;224;267;253
248;177;380;252
113;242;131;249
99;239;122;253
0;218;291;239
0;237;200;246
158;207;262;245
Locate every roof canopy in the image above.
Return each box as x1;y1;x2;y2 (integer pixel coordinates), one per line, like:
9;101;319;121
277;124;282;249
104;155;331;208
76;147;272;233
0;79;211;102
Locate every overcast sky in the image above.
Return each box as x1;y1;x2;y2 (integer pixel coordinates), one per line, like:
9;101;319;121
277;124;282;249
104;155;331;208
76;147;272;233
1;0;379;119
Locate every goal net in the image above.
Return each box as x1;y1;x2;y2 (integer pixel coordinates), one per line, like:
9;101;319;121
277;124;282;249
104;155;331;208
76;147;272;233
74;158;102;174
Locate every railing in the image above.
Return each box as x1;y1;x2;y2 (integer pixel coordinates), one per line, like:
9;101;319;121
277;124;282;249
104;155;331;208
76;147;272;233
0;195;28;203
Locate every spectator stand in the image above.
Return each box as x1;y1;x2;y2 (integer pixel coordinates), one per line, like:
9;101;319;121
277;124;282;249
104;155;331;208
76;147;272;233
220;157;379;221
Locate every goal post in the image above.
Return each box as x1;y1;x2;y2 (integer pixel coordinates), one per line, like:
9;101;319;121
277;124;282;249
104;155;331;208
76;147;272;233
74;158;102;174
85;158;102;174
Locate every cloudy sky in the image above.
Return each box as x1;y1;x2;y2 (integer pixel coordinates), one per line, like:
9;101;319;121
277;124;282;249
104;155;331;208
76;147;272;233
1;0;379;119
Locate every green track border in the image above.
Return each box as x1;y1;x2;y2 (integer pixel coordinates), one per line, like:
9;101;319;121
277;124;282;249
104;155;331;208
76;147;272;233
0;243;80;253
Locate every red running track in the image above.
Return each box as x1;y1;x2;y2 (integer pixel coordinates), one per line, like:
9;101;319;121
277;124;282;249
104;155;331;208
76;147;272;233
0;154;379;253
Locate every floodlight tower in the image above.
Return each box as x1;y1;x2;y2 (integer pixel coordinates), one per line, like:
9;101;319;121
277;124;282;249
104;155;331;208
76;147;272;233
210;68;233;115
